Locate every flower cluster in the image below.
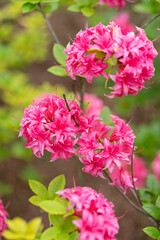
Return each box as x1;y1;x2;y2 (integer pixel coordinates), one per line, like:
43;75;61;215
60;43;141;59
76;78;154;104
65;22;158;98
97;0;126;8
152;151;160;181
78;114;136;192
0;200;8;239
20;94;136;192
19;94;87;161
58;186;119;240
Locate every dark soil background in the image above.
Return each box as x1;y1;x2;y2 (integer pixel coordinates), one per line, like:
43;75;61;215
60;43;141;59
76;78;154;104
0;6;155;240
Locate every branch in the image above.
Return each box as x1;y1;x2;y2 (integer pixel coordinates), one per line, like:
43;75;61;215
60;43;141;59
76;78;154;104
38;3;60;44
63;94;79;127
141;12;160;29
103;170;147;216
103;171;159;228
131;142;143;207
77;76;86;110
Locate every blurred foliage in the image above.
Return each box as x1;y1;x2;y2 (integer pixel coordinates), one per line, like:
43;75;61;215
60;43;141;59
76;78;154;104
19;165;42;182
0;0;67;164
2;217;43;240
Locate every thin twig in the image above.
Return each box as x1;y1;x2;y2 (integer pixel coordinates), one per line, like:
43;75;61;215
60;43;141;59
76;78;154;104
103;170;147;216
103;171;159;228
77;76;86;110
38;3;60;44
131;142;143;207
63;94;79;127
141;12;160;29
85;17;89;28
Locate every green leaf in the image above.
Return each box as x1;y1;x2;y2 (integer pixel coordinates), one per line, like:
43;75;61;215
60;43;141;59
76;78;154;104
40;227;56;240
29;195;44;206
39;200;67;214
139;188;154;202
55;231;69;240
40;0;59;2
156;196;160;207
7;218;27;234
147;174;160;195
18;0;40;3
87;49;106;59
68;5;81;12
48;66;67;77
106;55;117;66
26;218;42;234
53;43;67;65
43;3;59;13
81;6;94;17
143;226;160;238
29;180;49;199
100;106;111;125
143;204;160;220
48;175;65;199
22;3;36;13
68;232;77;240
63;216;77;233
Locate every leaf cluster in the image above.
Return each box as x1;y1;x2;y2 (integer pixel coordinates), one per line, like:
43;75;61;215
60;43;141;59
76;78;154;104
139;174;160;238
29;175;78;240
68;0;99;17
2;217;43;240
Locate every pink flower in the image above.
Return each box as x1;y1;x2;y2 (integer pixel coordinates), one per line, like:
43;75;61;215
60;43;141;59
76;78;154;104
97;0;126;8
132;156;149;187
65;23;158;98
0;200;8;239
77;93;104;117
152;151;160;181
78;114;136;192
57;186;119;240
113;12;136;35
110;156;149;191
19;95;87;161
110;166;133;194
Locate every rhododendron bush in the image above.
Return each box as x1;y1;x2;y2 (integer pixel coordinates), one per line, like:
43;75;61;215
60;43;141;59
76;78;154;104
0;0;160;240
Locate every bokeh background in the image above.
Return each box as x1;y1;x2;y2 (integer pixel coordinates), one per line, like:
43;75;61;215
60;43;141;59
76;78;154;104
0;0;160;239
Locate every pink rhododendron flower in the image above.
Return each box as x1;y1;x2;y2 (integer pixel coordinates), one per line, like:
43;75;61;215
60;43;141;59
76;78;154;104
57;186;119;240
97;0;126;8
77;93;104;117
152;151;160;181
78;114;136;192
113;12;135;34
110;156;149;192
0;200;8;239
132;156;149;187
65;23;158;98
19;95;87;161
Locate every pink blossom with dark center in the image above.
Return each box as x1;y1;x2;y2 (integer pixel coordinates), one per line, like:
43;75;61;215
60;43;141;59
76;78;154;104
57;186;119;240
0;200;8;239
65;23;158;98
